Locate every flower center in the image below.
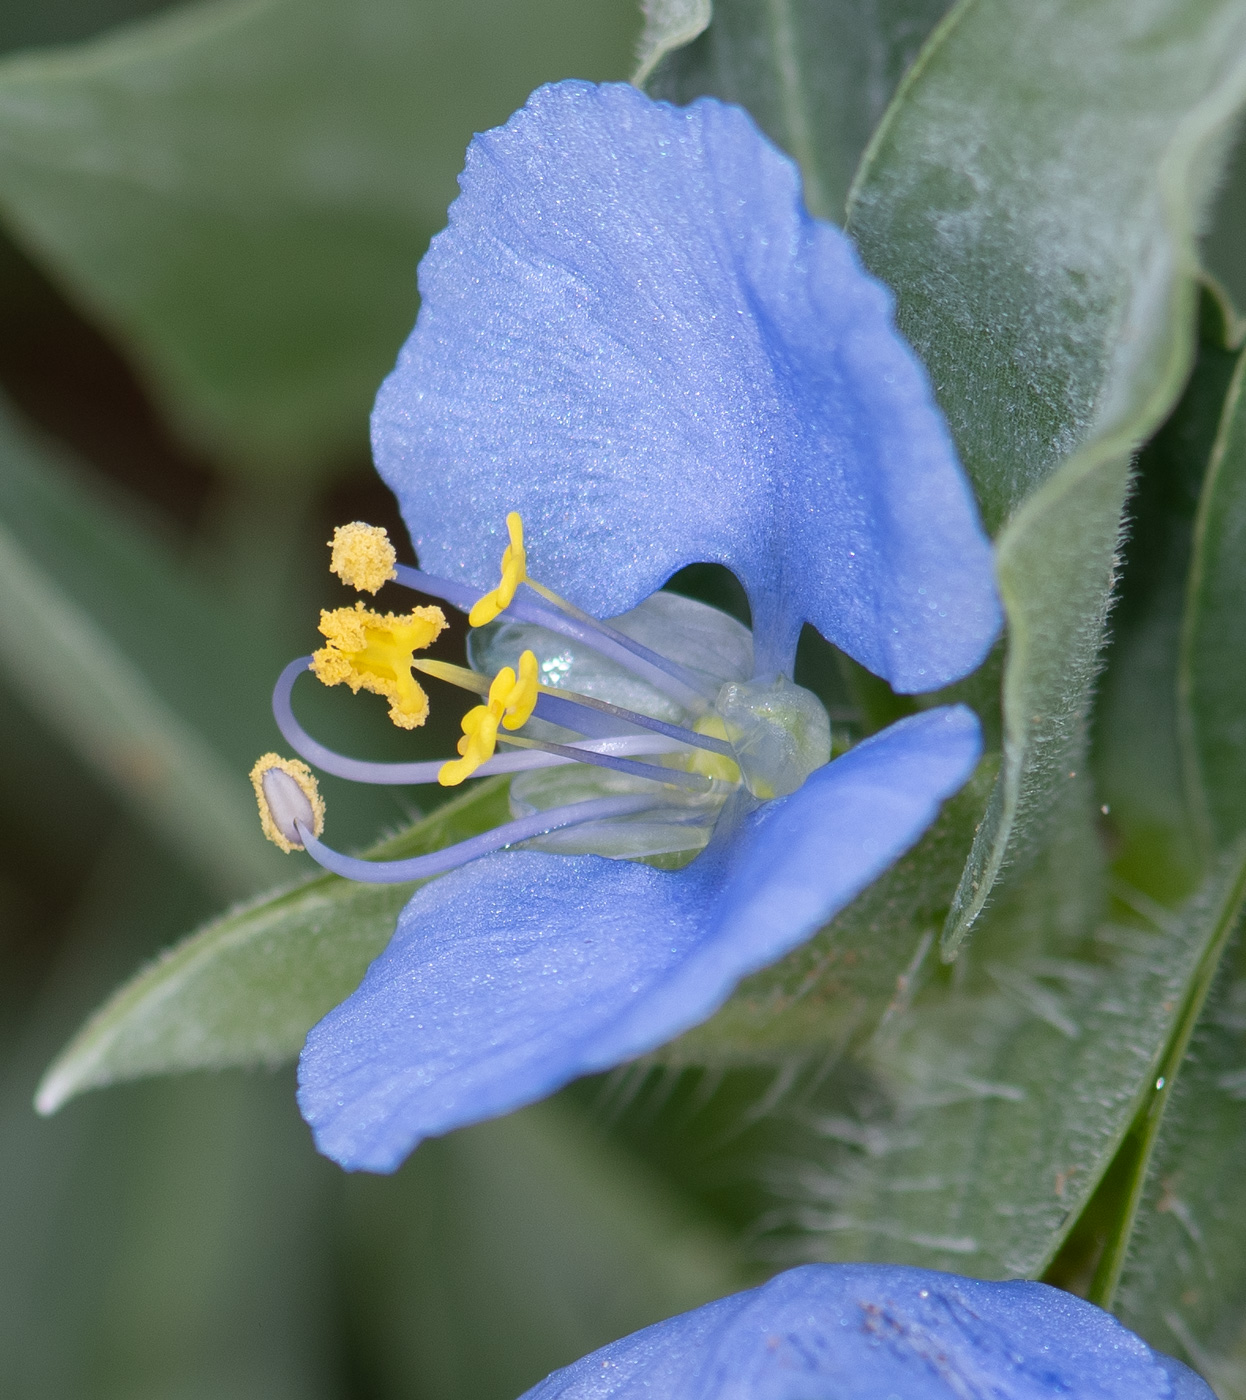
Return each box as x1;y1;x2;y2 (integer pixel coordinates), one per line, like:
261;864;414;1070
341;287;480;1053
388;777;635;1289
252;514;831;877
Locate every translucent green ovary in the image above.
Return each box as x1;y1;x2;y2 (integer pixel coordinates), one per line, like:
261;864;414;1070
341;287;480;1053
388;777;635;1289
470;591;829;861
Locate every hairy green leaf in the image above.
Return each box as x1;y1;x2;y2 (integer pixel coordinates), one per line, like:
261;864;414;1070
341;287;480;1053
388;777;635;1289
1116;922;1246;1396
1093;290;1240;905
754;828;1246;1281
35;779;511;1112
633;0;711;87
1202;122;1246;318
648;0;952;220
0;0;635;475
1181;341;1246;850
845;0;1246;952
942;445;1125;956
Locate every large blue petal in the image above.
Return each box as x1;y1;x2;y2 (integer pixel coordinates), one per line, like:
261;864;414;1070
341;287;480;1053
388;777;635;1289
521;1263;1211;1400
298;707;981;1172
372;80;1000;688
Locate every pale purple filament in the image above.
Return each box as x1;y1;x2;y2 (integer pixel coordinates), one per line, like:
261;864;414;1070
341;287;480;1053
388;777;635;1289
294;793;662;883
394;564;714;708
272;658;697;786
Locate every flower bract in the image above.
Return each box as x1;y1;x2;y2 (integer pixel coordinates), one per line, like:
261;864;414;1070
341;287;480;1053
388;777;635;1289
278;80;1004;1173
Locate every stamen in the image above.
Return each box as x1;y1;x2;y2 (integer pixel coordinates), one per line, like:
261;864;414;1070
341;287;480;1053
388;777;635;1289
328;522;397;594
438;651;542;786
311;600;446;729
504;649;540;730
516;574;720;705
497;732;714;794
272;657;696;785
250;753;325;853
468;511;527;626
456;514;715;708
294;793;663;884
396;562;709;710
536;688;735;758
415;657;614;737
416;657;734;758
412;657;491;696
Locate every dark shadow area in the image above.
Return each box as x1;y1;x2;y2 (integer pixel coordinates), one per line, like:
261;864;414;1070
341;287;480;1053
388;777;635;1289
664;561;751;628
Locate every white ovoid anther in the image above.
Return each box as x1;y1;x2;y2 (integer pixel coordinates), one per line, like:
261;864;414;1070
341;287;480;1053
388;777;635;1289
262;766;317;848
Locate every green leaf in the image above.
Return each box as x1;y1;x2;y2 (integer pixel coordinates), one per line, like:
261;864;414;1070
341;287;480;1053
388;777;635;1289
35;778;512;1112
1115;920;1246;1395
0;0;637;476
647;0;953;220
0;397;284;898
633;0;711;87
750;826;1246;1281
941;446;1126;955
1181;340;1246;850
845;0;1246;953
1092;289;1240;905
1083;843;1246;1310
1040;848;1246;1311
345;1099;747;1400
1202;123;1246;319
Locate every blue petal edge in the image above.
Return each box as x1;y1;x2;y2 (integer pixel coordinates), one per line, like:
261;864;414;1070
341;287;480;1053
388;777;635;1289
298;706;981;1172
372;80;1000;689
521;1264;1212;1400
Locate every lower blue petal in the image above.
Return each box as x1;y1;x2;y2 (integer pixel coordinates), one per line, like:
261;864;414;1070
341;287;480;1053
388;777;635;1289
521;1263;1211;1400
298;707;981;1172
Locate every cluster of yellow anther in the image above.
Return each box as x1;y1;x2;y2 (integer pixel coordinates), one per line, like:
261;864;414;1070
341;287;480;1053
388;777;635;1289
468;512;528;627
329;521;397;594
439;650;540;786
312;600;447;729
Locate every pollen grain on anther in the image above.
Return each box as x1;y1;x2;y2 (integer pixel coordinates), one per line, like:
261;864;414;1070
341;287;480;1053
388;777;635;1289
329;521;398;594
311;599;446;729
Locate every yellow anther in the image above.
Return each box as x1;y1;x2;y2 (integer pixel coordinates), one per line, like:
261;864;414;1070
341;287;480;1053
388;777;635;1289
311;600;446;729
438;649;540;785
502;649;539;730
250;753;325;853
329;522;397;594
468;512;528;627
438;704;499;786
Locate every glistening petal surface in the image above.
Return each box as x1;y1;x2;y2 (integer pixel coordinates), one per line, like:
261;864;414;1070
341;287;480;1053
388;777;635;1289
297;707;981;1172
520;1263;1212;1400
372;80;1000;687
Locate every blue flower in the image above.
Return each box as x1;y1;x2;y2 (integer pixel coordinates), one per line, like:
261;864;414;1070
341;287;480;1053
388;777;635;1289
260;81;1002;1172
517;1264;1212;1399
